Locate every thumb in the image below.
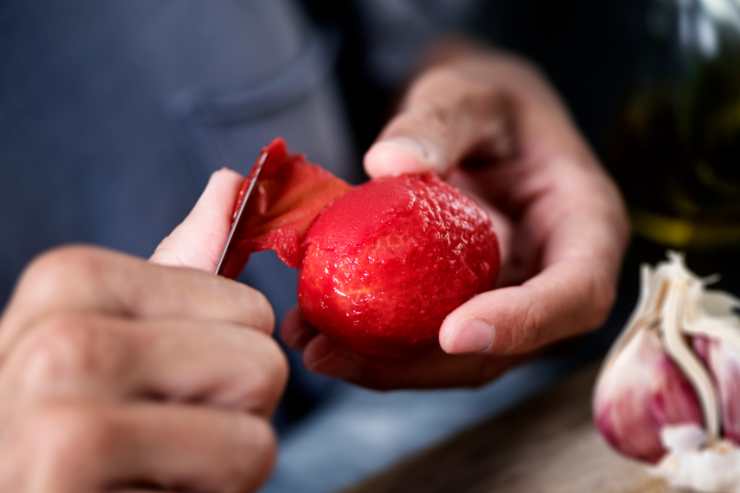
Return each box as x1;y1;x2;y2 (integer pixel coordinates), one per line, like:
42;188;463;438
364;67;513;178
150;168;244;271
439;259;615;355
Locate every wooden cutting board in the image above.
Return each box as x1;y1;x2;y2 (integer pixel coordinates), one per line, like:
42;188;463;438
345;365;680;493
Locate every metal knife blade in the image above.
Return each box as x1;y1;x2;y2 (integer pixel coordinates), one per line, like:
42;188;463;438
215;150;268;278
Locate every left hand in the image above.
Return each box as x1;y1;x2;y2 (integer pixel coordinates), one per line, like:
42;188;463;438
0;170;287;492
282;45;629;390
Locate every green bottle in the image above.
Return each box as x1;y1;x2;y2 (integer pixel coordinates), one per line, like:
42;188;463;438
609;0;740;251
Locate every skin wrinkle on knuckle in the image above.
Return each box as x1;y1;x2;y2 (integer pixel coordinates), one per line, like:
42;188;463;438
17;313;116;394
516;295;546;352
427;104;452;131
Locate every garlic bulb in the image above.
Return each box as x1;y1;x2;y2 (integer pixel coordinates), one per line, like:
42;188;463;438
593;253;740;490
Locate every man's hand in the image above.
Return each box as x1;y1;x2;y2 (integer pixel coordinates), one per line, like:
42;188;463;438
0;169;287;492
283;46;629;390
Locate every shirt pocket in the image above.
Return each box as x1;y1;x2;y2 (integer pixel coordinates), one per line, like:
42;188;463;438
174;30;356;183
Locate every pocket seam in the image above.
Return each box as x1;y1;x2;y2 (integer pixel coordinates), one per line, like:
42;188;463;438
172;32;338;127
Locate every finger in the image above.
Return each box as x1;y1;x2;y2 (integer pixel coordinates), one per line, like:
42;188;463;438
301;334;520;390
112;405;276;492
279;307;318;350
439;256;617;356
364;64;514;177
151;168;244;271
5;314;287;417
0;246;274;353
123;318;288;416
26;402;276;493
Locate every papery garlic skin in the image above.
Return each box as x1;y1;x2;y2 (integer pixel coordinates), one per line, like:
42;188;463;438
653;425;740;493
594;328;704;463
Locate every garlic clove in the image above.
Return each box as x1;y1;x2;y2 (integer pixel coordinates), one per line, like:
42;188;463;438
659;274;721;441
594;326;704;463
697;336;740;444
682;268;740;445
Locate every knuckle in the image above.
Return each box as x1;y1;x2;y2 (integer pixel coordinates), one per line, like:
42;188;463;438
18;246;107;306
235;284;275;333
425;104;453;134
18;313;105;389
22;246;104;291
403;65;507;145
517;299;545;352
28;405;115;483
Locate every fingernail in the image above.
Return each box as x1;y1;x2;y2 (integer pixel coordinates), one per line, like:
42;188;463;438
367;137;440;175
451;319;495;353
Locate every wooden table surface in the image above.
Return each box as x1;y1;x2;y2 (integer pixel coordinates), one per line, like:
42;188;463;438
345;365;680;493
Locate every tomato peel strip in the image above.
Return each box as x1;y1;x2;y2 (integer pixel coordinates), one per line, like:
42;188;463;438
224;138;351;277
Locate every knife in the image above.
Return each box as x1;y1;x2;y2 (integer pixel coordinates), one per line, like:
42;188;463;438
215;149;268;279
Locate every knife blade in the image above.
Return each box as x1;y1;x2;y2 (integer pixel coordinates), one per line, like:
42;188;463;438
215;149;268;278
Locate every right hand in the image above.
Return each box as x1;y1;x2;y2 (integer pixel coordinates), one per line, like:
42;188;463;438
0;169;287;492
284;46;629;390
